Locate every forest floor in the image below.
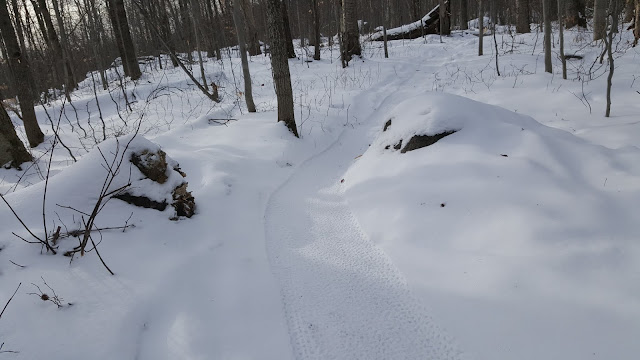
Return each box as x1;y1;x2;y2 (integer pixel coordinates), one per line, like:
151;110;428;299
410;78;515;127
1;25;639;360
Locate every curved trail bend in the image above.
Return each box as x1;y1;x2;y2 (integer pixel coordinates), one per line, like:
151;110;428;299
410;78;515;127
265;59;463;360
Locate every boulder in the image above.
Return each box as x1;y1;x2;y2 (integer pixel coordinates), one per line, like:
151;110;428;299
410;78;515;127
114;147;195;219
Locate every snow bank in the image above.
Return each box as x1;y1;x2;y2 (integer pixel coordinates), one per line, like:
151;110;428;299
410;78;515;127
343;92;640;360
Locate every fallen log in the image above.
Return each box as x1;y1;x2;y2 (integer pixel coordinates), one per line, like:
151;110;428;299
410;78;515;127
371;1;450;41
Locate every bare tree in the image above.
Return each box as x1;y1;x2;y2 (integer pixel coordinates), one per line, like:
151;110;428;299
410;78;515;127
0;0;44;147
266;0;298;136
232;0;256;112
516;0;530;33
594;0;607;40
543;0;552;73
107;0;142;80
460;0;469;30
312;0;321;60
478;0;484;56
634;0;640;46
606;0;620;117
558;0;567;79
341;0;361;65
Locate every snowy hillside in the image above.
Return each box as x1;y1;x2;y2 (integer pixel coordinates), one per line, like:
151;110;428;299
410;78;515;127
1;27;640;360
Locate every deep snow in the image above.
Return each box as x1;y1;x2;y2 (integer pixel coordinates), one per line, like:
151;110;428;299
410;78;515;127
1;24;640;360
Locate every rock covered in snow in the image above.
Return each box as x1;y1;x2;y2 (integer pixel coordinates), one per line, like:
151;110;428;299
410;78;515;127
112;138;195;219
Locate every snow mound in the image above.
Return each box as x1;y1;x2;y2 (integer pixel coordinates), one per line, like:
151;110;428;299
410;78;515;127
343;92;640;360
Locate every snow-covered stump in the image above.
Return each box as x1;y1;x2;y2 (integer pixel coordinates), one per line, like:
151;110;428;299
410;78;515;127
113;146;195;219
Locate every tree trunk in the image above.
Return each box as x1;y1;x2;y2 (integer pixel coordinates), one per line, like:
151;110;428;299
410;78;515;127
439;0;451;35
478;0;483;56
281;0;296;58
50;0;77;97
558;0;567;79
606;0;619;117
232;0;257;112
460;0;469;30
341;0;361;65
543;0;552;73
34;0;75;100
0;104;31;168
107;0;142;80
594;0;607;40
241;0;262;55
624;0;634;22
191;0;209;92
0;0;44;147
516;0;530;33
266;0;298;137
634;0;640;46
312;0;321;60
565;0;586;28
412;0;420;20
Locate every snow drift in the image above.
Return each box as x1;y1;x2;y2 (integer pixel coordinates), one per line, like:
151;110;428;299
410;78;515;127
343;92;640;360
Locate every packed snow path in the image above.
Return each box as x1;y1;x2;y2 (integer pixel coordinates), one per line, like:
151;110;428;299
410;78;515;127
265;65;463;360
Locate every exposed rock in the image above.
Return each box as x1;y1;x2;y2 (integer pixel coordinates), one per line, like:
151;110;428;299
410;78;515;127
383;119;392;132
131;149;169;184
400;130;456;153
172;183;195;218
113;147;195;219
113;192;168;211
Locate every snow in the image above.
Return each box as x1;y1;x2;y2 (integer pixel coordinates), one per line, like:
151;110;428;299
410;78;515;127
2;24;640;360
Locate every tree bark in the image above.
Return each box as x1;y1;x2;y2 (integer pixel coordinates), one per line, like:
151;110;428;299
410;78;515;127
460;0;469;30
0;104;31;167
634;0;640;46
594;0;607;40
341;0;361;65
107;0;142;80
558;0;567;79
266;0;297;137
624;0;634;22
0;0;44;147
232;0;257;112
516;0;530;33
478;0;483;56
606;0;619;117
312;0;321;60
241;0;262;55
543;0;552;73
565;0;586;28
281;0;296;58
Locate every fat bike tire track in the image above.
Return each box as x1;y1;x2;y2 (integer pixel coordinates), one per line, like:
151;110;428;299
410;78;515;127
264;61;463;360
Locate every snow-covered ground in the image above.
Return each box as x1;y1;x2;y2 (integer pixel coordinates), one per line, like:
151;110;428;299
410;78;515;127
1;25;639;360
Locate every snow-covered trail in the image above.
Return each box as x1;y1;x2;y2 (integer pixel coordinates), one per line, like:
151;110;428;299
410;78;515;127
265;60;463;360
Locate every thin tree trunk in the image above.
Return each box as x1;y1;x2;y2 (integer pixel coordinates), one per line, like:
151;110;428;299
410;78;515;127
634;0;640;46
241;0;262;55
232;0;257;112
558;0;567;79
478;0;484;56
107;0;142;80
383;0;389;58
191;0;209;91
543;0;552;73
0;0;44;147
266;0;298;136
606;0;619;117
312;0;321;60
